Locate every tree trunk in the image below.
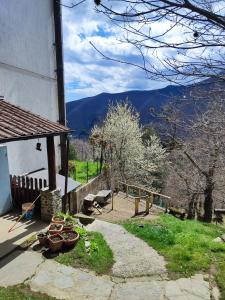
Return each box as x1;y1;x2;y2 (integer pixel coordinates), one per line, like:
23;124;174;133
203;176;214;222
187;194;196;220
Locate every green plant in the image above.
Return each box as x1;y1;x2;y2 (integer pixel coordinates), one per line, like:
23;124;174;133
75;226;87;237
90;241;99;253
56;231;114;274
0;284;56;300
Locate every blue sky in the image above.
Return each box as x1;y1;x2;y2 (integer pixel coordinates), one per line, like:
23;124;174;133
61;0;172;102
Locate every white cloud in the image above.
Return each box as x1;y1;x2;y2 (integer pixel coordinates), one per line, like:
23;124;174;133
61;0;183;101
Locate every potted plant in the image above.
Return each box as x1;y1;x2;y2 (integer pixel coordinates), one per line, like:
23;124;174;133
51;213;65;224
48;223;63;235
48;234;63;252
63;218;74;231
37;230;49;246
61;231;79;247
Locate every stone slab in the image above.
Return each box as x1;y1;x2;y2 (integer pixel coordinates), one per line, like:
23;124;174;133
111;274;210;300
0;250;43;286
29;259;114;300
111;281;165;300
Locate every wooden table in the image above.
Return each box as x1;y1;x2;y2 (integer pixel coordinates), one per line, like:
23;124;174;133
96;190;112;204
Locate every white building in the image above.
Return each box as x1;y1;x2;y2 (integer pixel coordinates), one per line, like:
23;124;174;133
0;0;66;176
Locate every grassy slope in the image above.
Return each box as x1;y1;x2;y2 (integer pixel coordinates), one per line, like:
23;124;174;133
56;231;114;275
123;214;225;299
0;284;56;300
70;160;98;184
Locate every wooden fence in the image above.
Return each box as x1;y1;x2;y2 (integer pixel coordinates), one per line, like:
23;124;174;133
118;181;171;215
10;175;47;214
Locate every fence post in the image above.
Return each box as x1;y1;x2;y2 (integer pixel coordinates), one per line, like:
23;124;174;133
146;194;151;214
74;165;77;181
87;161;89;183
96;159;99;175
135;197;140;215
126;184;128;197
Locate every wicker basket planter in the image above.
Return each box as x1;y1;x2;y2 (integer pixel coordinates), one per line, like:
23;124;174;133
48;223;63;235
48;234;63;252
61;231;80;248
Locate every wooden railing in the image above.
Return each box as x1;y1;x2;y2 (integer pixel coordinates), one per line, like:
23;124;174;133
10;175;47;214
118;181;171;215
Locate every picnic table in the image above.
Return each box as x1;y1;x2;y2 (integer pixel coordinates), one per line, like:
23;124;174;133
96;190;112;204
83;194;96;213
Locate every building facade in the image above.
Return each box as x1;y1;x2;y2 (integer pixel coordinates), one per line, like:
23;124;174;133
0;0;66;175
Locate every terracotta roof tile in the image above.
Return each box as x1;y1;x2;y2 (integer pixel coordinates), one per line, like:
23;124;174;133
0;100;70;143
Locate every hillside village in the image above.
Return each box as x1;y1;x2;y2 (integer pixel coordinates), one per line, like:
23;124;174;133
0;1;225;300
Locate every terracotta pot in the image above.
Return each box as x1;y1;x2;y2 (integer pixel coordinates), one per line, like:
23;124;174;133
48;234;63;252
48;223;63;235
63;223;74;231
62;231;80;247
37;233;48;246
51;215;65;224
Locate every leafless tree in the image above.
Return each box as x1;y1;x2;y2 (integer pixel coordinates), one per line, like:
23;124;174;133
161;88;225;222
92;0;225;84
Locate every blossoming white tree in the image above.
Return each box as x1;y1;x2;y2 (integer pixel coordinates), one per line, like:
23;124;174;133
90;102;166;190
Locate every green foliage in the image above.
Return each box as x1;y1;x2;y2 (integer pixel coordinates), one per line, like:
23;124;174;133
70;160;99;184
0;284;56;300
74;226;87;237
54;212;78;225
216;254;225;300
56;231;114;274
90;240;99;253
123;214;225;286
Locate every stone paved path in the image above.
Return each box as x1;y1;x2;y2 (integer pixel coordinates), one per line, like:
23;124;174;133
0;219;216;299
87;219;167;278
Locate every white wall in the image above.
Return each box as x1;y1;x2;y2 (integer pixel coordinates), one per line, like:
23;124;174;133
0;0;61;175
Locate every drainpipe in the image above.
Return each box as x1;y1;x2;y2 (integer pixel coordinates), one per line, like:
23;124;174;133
53;0;67;176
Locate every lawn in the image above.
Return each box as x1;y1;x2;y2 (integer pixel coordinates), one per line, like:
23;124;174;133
0;284;56;300
56;227;114;275
123;214;225;298
69;160;99;184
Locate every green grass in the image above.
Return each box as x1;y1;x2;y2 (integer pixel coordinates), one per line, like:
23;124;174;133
55;229;114;274
70;160;99;184
122;214;225;297
0;284;56;300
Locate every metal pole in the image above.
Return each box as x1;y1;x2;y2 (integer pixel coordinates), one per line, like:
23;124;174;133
87;161;89;183
62;134;69;213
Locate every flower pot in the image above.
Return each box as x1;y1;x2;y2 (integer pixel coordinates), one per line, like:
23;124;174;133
51;215;65;224
63;223;74;231
48;223;63;235
37;233;49;246
61;231;80;248
48;234;63;252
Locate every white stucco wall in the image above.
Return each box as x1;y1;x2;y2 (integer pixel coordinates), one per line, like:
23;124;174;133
0;0;61;175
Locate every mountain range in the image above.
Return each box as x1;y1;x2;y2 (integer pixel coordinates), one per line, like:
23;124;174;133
66;79;220;139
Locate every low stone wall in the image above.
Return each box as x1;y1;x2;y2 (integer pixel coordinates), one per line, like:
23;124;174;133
70;173;109;213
